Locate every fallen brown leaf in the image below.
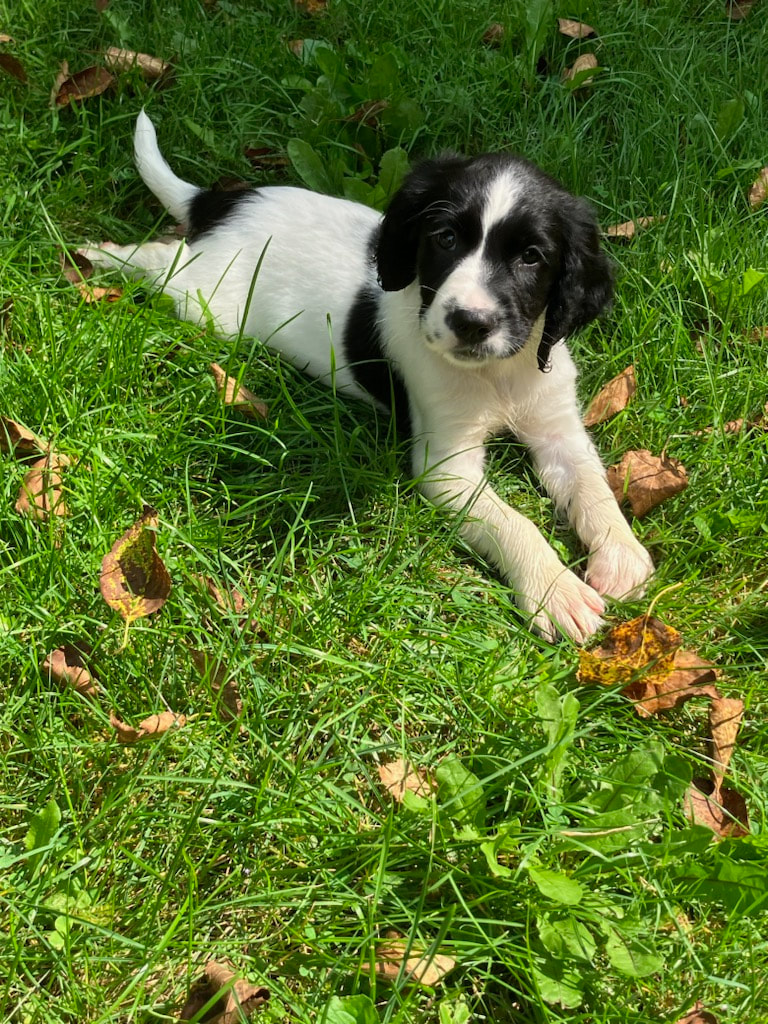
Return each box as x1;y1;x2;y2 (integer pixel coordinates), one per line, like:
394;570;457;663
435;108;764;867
685;779;749;839
103;47;169;80
210;363;268;419
0;33;14;43
190;648;243;721
244;146;290;171
605;216;665;240
41;645;99;698
363;940;456;987
60;250;94;284
583;365;636;426
0;52;27;84
710;696;744;789
286;39;305;58
0;416;45;456
110;710;186;743
49;60;70;107
578;615;682;691
378;758;435;802
198;576;247;616
606;448;688;517
558;18;596;38
179;961;269;1023
345;100;390;127
79;284;123;304
482;23;505;47
747;166;768;208
15;452;70;521
55;65;114;107
99;507;172;622
673;1001;719;1024
727;0;759;19
294;0;327;13
622;648;720;718
563;52;599;87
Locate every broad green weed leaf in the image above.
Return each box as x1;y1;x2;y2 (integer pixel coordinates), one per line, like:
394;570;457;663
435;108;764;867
343;177;376;205
535;683;578;802
741;267;767;296
480;820;519;878
438;996;471;1024
716;96;745;140
528;866;584;905
603;928;662;977
25;798;61;874
436;756;486;829
368;53;400;96
532;953;583;1009
538;915;596;962
322;994;379;1024
287;139;336;194
378;148;409;201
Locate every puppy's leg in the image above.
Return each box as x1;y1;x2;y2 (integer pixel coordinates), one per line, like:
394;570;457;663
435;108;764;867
413;435;605;643
78;239;191;289
517;406;654;600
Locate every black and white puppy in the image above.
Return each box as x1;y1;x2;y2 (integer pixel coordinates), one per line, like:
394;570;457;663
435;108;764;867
80;111;654;642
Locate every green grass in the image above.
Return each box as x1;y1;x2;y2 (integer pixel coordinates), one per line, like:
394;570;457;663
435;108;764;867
2;1;768;1022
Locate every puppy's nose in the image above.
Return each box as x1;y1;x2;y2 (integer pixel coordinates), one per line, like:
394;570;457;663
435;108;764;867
446;307;500;346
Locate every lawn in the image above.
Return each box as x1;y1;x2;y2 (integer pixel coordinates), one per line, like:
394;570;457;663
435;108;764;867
1;1;767;1022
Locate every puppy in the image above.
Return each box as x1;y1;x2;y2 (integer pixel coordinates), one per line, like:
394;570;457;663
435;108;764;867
80;111;654;642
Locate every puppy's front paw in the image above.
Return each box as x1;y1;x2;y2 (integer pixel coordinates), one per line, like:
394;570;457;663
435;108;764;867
77;242;119;269
523;568;605;644
586;536;654;601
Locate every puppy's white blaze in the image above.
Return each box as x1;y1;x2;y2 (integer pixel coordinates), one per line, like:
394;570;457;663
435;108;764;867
481;170;523;234
134;109;199;222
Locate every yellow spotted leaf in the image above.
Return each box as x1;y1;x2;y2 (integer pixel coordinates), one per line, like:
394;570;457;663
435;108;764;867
99;507;171;622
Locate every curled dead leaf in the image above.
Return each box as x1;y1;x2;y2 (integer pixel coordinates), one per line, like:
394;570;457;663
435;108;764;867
103;47;169;80
727;0;758;19
578;615;682;691
710;696;744;788
287;39;304;58
99;507;172;622
482;23;505;47
15;452;70;521
0;416;45;456
55;65;114;107
210;363;268;419
110;710;186;743
363;940;456;988
607;448;688;518
244;146;290;171
605;216;666;240
558;18;596;38
41;645;99;698
583;365;636;426
748;166;768;208
378;758;435;802
49;60;70;107
60;250;94;283
684;779;749;839
190;648;243;722
345;100;390;127
563;52;598;87
674;1005;719;1024
0;34;14;43
623;648;720;718
294;0;327;13
179;961;269;1023
0;52;27;84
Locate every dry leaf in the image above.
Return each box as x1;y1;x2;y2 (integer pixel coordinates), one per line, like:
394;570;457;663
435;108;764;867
673;1002;719;1024
103;47;169;80
578;615;682;690
710;696;744;789
287;39;305;58
605;216;665;240
49;60;70;107
0;34;14;43
244;146;290;171
0;52;27;83
345;100;390;127
99;507;172;622
0;416;45;456
583;365;636;426
684;780;749;839
198;576;247;616
110;710;186;743
727;0;758;19
41;645;99;698
622;648;720;718
378;758;435;802
747;166;768;208
563;52;599;86
179;961;269;1023
294;0;327;13
210;363;268;419
363;940;456;987
190;649;243;721
60;250;94;283
606;448;688;517
15;453;69;521
558;18;596;38
55;65;114;106
482;23;505;47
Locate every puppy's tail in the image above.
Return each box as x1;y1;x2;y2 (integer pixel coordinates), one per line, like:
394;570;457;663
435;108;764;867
134;109;199;222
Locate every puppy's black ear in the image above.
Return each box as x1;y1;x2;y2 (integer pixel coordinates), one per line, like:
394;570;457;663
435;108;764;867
375;155;468;292
539;197;613;370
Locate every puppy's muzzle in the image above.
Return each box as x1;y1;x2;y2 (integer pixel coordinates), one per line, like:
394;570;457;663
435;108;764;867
446;306;501;358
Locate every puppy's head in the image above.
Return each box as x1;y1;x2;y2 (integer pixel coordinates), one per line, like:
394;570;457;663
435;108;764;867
375;154;613;370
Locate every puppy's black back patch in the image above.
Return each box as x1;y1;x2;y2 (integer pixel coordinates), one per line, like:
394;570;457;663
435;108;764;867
187;188;258;242
344;287;411;436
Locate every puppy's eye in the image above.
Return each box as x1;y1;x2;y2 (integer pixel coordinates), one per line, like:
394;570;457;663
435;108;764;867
435;228;457;250
521;246;543;266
